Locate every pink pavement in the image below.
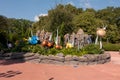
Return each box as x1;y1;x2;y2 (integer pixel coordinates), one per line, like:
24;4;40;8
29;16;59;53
0;51;120;80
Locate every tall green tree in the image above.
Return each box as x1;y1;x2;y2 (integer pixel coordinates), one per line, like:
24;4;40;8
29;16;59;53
7;18;33;41
0;15;9;47
47;4;74;34
0;15;9;32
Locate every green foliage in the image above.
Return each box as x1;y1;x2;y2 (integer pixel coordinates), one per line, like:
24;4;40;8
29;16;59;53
0;15;9;47
1;4;120;50
29;45;42;53
9;40;28;52
103;43;120;51
83;44;103;54
47;48;60;55
47;4;74;34
8;19;33;40
106;24;120;43
0;15;8;31
20;44;102;56
61;48;78;56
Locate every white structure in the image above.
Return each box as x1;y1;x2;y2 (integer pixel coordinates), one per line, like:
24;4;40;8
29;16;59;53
95;25;107;49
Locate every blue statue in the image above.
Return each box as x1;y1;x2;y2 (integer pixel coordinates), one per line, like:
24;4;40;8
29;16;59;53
28;36;39;44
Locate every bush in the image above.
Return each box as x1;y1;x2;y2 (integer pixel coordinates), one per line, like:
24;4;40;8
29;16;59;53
21;45;31;52
4;42;103;56
103;43;120;51
83;44;103;54
61;48;80;56
10;40;29;52
47;48;60;55
21;44;103;56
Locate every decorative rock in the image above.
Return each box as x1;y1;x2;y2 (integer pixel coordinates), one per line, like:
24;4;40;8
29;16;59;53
40;55;49;60
64;61;79;65
40;59;52;64
48;55;64;62
11;52;25;59
23;52;35;57
48;55;55;60
105;59;111;63
53;56;64;62
103;53;111;59
79;62;88;65
88;61;97;65
72;55;80;61
56;53;64;57
97;60;106;64
40;59;64;65
84;54;97;62
1;52;111;65
92;54;100;61
48;60;64;65
24;55;39;61
65;55;72;61
2;52;13;57
27;59;40;63
79;56;88;62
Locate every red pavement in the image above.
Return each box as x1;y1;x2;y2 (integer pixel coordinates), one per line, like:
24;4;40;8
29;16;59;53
0;51;120;80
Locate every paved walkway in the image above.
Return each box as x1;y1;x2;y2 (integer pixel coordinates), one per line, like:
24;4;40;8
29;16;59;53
0;51;120;80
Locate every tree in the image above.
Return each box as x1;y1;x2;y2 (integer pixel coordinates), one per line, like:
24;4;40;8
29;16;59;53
7;18;33;42
0;15;9;32
105;24;120;43
0;15;9;47
33;16;49;31
47;4;74;34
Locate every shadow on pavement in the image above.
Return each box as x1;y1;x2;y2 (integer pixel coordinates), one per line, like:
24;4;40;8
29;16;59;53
0;70;22;78
0;52;27;65
0;52;37;65
0;59;25;65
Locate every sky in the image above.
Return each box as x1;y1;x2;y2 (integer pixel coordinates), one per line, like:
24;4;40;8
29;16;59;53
0;0;120;21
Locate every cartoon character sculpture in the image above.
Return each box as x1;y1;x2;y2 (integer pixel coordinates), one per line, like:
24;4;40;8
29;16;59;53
95;25;107;49
28;35;39;44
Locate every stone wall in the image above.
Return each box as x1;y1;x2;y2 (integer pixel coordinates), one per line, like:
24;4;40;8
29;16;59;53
39;53;110;65
0;52;111;65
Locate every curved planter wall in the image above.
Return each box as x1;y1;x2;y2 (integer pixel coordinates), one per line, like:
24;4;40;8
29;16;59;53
39;53;111;65
1;52;111;65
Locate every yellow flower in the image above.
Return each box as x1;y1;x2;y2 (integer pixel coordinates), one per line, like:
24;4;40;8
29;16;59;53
66;43;73;48
23;38;28;41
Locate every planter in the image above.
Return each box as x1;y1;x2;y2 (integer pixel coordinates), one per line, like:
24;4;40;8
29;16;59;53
1;52;111;65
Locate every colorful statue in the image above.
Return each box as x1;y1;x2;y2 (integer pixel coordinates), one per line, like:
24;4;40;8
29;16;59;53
28;36;39;44
95;25;107;49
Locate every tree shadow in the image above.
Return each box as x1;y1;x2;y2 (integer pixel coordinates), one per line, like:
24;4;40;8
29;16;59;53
0;52;37;65
0;70;22;78
0;59;25;65
0;52;26;65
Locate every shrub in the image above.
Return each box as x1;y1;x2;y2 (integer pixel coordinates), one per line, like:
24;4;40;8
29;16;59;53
5;42;103;56
21;45;32;52
23;44;103;56
83;44;103;54
103;43;120;51
61;48;77;56
47;48;60;55
10;40;29;52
